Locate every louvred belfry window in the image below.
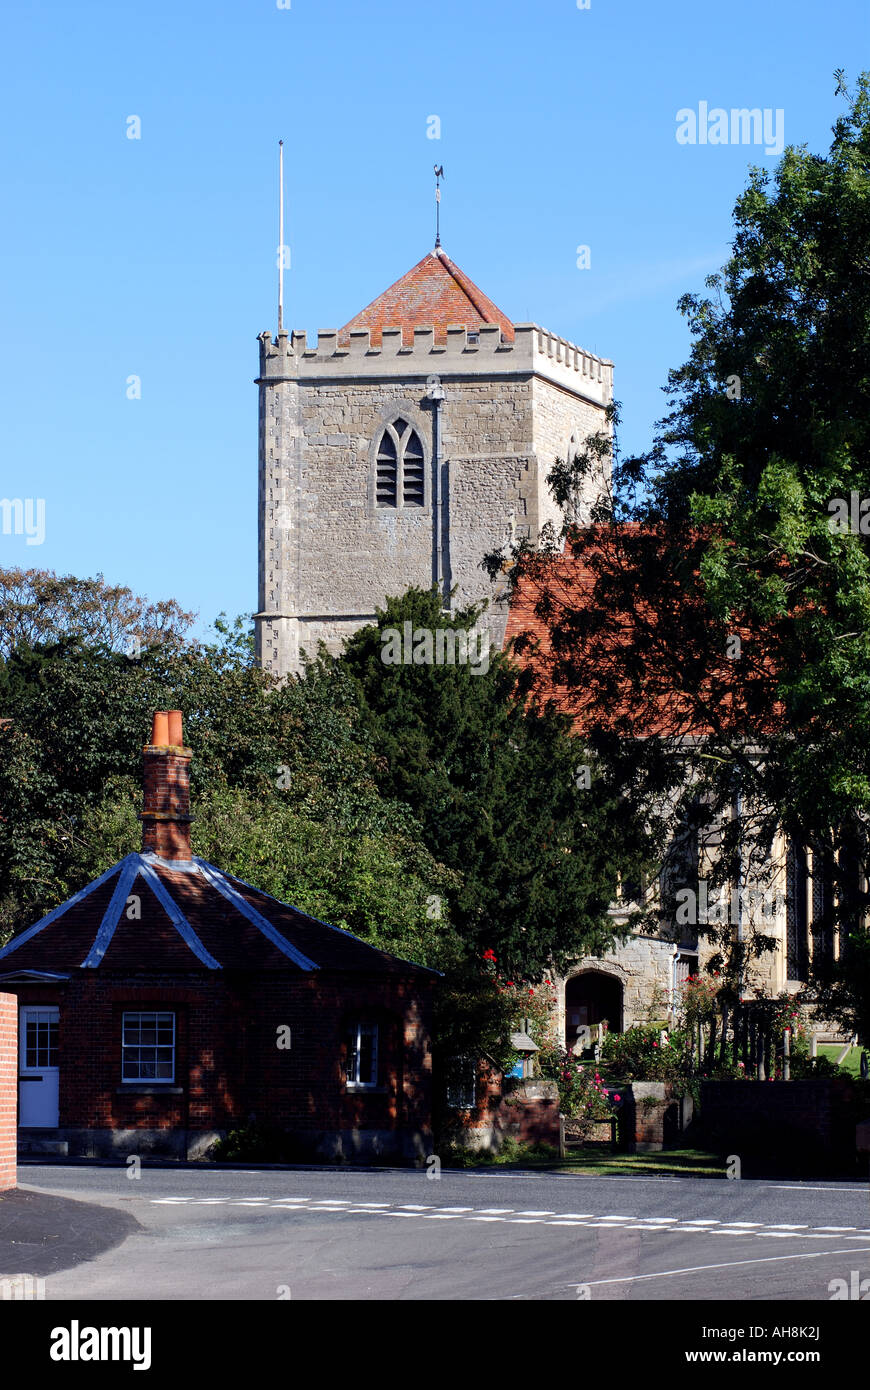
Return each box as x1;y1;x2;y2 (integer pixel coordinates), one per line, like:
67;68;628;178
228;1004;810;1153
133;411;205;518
375;420;425;508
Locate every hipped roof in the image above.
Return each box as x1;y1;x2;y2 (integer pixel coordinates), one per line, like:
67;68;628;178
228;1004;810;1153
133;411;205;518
0;852;435;977
338;247;515;347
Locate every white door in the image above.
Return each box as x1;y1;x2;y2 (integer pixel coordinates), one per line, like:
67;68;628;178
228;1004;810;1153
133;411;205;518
19;1007;59;1127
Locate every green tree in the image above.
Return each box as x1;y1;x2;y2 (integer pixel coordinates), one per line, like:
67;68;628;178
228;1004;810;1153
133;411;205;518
0;567;195;658
336;585;649;979
0;626;455;967
485;74;870;1028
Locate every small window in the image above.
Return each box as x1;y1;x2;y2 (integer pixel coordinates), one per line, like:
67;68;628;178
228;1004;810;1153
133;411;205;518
374;419;425;509
445;1055;477;1110
618;871;645;905
344;1021;378;1089
24;1011;58;1068
122;1011;175;1082
375;429;398;507
402;429;425;507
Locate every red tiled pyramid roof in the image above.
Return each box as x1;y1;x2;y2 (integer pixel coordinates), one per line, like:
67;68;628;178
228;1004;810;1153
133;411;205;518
338;248;515;347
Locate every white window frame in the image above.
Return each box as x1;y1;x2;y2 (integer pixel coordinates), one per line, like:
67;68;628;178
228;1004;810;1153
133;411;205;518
22;1007;59;1069
345;1020;379;1090
121;1011;176;1084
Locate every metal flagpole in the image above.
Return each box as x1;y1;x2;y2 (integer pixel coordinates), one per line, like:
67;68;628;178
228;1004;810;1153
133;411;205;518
278;140;285;332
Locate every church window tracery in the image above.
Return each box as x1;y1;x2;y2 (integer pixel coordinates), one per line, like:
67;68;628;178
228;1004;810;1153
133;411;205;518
375;419;425;508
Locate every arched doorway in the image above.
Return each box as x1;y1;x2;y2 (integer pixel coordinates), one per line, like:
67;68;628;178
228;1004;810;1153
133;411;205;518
565;971;623;1048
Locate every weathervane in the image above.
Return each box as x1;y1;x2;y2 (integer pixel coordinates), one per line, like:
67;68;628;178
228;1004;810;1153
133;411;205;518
434;164;444;248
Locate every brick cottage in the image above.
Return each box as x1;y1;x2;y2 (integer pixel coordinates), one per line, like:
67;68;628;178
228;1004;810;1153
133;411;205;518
0;711;437;1162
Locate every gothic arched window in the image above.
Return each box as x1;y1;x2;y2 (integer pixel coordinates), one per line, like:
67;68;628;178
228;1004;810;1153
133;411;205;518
375;419;425;508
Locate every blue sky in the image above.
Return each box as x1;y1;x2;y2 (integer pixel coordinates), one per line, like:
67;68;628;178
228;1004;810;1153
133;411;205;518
0;0;865;637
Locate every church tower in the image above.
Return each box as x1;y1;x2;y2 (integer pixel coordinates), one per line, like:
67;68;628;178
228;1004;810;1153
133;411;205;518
254;245;613;678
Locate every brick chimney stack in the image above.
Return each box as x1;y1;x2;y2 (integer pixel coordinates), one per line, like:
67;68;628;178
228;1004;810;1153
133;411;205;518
140;710;193;861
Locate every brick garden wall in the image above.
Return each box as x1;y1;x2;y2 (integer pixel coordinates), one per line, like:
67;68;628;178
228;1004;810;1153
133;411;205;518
442;1066;560;1153
696;1078;870;1172
0;992;16;1190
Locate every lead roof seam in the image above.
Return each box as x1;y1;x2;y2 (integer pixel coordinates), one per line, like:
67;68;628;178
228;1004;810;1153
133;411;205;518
193;858;319;971
80;857;142;968
0;853;139;960
139;859;222;970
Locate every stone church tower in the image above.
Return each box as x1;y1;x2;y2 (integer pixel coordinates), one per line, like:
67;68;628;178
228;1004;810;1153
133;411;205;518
254;245;613;678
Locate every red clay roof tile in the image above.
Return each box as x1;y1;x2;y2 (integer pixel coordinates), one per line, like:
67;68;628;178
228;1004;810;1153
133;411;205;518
338;248;514;347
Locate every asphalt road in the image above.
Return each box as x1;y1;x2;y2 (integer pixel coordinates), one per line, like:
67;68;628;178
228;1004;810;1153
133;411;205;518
3;1162;870;1301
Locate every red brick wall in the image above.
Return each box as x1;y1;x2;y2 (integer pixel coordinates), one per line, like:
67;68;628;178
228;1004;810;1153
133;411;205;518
9;970;434;1146
141;743;193;860
442;1063;560;1150
0;992;16;1190
697;1078;869;1171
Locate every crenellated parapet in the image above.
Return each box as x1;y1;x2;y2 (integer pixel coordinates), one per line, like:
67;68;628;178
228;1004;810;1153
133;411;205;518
257;322;613;405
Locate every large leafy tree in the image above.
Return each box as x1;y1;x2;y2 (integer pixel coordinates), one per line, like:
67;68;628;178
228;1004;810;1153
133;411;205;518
336;586;650;980
487;74;870;1028
0;567;195;658
0;623;456;973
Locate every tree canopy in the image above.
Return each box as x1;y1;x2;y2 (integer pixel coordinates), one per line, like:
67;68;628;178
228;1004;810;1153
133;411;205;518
486;73;870;1030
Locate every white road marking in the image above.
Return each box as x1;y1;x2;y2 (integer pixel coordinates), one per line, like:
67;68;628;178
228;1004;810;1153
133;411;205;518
144;1196;870;1249
571;1246;870;1287
771;1184;865;1193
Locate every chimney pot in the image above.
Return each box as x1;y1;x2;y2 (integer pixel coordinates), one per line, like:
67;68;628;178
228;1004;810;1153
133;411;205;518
167;710;183;746
151;711;169;746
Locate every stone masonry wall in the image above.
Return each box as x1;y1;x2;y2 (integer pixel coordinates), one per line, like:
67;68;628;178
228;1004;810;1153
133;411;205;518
532;375;609;530
255;324;612;677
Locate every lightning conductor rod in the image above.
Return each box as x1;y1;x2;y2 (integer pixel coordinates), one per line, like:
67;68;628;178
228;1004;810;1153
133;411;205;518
278;139;285;333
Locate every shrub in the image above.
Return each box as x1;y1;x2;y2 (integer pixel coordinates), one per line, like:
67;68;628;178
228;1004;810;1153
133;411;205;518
537;1044;618;1134
600;1025;693;1082
213;1122;295;1164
